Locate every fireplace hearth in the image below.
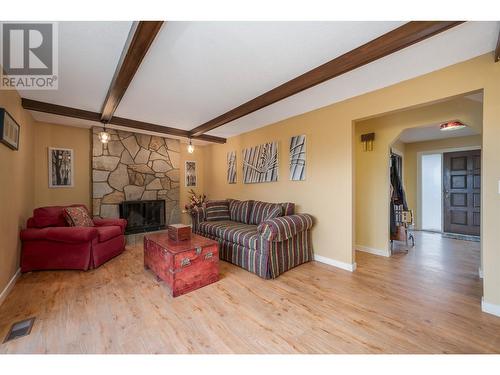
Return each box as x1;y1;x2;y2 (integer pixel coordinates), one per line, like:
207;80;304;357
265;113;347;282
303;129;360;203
119;200;166;234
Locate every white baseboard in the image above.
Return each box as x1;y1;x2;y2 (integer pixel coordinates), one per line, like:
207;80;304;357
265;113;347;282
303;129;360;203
478;267;483;279
314;254;357;272
482;297;500;317
355;244;390;257
0;268;21;307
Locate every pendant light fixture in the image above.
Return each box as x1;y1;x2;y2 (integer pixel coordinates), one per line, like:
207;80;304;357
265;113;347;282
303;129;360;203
439;120;467;132
187;138;194;154
98;121;111;144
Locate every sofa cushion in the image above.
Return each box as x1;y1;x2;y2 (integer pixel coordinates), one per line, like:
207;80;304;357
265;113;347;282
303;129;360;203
249;201;283;225
281;202;295;216
64;207;94;227
205;200;230;221
198;220;233;237
265;205;283;221
32;205;86;228
198;220;260;250
216;222;260;250
95;225;122;242
228;199;253;224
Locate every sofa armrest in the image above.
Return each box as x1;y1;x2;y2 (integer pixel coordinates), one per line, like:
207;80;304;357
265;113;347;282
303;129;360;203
189;206;206;232
257;214;314;242
21;227;99;243
93;218;127;234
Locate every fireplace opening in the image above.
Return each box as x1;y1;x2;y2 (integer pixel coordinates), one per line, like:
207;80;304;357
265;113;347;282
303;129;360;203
119;200;166;234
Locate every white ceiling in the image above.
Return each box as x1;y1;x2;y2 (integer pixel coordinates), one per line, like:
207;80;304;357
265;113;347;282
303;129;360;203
17;21;500;141
115;21;404;129
398;122;480;143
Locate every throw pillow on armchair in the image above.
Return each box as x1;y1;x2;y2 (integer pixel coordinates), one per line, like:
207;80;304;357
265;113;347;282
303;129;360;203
63;206;95;227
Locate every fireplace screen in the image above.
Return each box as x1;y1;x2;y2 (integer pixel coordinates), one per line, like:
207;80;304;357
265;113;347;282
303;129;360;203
119;200;166;234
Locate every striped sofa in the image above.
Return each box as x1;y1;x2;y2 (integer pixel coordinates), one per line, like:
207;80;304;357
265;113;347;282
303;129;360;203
190;199;314;279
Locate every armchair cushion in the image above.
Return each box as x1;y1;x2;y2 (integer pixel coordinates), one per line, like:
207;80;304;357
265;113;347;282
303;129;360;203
93;218;127;234
257;214;314;242
31;204;86;228
95;226;122;242
21;226;98;243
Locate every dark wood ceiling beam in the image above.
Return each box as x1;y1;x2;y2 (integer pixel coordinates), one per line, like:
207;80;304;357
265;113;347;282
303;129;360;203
495;30;500;62
189;21;464;137
100;21;164;122
108;116;188;138
21;98;226;144
22;98;101;122
111;118;226;144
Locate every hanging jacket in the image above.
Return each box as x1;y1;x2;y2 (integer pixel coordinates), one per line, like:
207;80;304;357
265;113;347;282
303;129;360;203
390;154;408;236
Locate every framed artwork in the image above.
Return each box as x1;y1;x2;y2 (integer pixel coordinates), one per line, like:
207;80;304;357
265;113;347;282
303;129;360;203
0;108;20;150
289;135;306;181
48;147;74;188
242;141;278;184
227;151;236;184
185;160;197;187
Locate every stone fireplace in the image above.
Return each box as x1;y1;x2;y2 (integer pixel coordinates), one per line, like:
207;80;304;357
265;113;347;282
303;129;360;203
92;127;180;225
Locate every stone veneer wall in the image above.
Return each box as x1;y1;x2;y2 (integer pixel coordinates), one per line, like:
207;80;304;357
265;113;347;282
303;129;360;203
92;127;180;224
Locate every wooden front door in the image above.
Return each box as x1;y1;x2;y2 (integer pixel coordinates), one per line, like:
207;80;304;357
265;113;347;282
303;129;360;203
443;150;481;236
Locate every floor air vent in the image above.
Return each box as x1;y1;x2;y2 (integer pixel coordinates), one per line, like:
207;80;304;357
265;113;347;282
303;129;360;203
3;317;35;343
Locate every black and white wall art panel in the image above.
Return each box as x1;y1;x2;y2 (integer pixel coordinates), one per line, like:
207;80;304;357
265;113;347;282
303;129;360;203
289;135;306;181
227;151;236;184
185;161;197;187
49;147;74;188
242;142;278;184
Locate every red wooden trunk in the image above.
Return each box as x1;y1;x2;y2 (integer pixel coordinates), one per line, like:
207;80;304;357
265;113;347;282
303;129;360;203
144;233;219;297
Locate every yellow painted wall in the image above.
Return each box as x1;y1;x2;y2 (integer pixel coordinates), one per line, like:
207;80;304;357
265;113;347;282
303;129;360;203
404;135;482;228
0;90;35;294
203;112;351;265
33;122;92;209
355;97;483;252
205;52;500;307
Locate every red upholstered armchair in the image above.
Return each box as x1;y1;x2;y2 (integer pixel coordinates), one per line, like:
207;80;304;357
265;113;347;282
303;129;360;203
20;205;127;272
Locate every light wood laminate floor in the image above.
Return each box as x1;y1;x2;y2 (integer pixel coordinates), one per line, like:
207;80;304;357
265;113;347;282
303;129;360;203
0;231;499;353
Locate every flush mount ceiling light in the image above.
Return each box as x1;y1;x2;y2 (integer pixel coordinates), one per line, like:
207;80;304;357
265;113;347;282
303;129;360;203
98;122;111;144
439;121;467;132
187;138;194;154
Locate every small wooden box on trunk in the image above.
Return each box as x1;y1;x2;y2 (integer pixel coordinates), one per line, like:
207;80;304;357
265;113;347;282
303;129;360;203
168;223;191;242
144;233;219;297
